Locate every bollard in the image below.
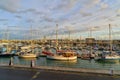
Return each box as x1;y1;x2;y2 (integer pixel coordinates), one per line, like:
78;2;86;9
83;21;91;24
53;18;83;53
9;57;13;66
30;60;35;68
110;68;114;76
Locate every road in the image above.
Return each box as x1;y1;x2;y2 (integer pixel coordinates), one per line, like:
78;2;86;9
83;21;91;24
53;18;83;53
0;67;120;80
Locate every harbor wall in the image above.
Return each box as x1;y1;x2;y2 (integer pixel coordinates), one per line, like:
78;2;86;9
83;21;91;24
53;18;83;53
0;64;120;75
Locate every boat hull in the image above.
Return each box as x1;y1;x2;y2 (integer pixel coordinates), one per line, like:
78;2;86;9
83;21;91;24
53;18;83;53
47;55;77;61
0;54;14;57
95;55;120;61
19;54;37;58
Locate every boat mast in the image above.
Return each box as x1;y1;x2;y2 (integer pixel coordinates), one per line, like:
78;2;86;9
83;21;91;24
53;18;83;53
80;36;81;46
90;28;92;55
31;26;34;53
56;24;58;52
90;28;92;38
6;27;9;53
109;24;112;53
68;28;71;48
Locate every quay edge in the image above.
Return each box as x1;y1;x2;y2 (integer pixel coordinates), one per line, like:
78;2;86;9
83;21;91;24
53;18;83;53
0;65;120;76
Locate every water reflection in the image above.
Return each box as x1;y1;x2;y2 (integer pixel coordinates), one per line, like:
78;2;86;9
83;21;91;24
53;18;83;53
0;56;120;70
95;59;120;64
46;59;77;67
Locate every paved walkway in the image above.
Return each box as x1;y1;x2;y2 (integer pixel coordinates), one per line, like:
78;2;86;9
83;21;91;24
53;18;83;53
2;64;120;75
0;67;120;80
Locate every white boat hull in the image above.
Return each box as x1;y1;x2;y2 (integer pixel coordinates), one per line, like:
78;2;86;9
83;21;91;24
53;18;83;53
19;53;37;58
104;55;120;60
47;55;77;61
95;55;120;61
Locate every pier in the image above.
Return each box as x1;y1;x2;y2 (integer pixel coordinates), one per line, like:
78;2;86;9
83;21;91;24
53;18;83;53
0;64;120;80
1;64;120;75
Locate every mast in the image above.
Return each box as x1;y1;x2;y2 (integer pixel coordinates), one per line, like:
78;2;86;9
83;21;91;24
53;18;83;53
31;26;34;53
109;24;112;53
6;27;9;53
80;36;81;46
56;24;58;51
89;27;93;55
68;28;71;48
90;29;92;38
69;30;70;41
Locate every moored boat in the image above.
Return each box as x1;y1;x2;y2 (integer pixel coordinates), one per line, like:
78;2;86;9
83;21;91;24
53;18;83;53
19;52;37;58
0;52;14;57
18;46;38;58
95;51;120;61
47;51;77;61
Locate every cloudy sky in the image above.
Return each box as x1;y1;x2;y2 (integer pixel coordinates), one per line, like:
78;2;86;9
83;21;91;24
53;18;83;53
0;0;120;40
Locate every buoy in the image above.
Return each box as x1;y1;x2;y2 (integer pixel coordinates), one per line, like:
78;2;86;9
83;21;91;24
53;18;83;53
9;57;13;66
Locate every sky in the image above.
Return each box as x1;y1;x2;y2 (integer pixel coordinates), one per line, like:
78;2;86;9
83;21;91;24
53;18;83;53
0;0;120;40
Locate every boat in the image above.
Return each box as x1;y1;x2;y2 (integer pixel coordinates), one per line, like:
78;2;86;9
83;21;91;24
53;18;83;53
0;45;15;57
80;49;96;60
0;52;14;57
0;28;16;57
19;52;37;58
95;51;120;60
95;24;120;61
18;45;38;58
18;27;38;58
47;51;77;61
18;45;39;58
45;24;77;61
39;46;49;57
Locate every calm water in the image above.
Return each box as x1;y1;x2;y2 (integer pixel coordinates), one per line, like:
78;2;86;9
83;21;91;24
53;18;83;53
0;56;120;70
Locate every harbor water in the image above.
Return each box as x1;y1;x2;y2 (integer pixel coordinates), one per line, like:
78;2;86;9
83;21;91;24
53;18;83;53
0;56;120;70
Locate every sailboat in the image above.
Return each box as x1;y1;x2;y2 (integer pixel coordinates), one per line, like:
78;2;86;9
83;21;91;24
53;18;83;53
46;24;77;61
95;24;120;61
0;28;14;57
0;45;14;57
18;27;38;58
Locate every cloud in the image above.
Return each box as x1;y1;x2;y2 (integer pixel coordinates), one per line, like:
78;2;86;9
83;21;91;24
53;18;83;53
100;2;108;9
18;8;37;13
0;0;119;39
82;0;101;9
15;15;22;19
44;0;78;11
116;9;120;13
44;17;54;22
0;19;8;21
0;0;20;12
80;11;92;17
